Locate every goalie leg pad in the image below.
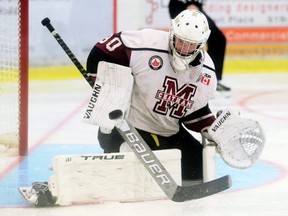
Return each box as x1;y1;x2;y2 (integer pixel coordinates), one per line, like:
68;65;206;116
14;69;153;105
48;149;181;205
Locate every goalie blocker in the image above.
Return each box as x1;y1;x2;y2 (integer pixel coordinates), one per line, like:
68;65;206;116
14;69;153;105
82;61;133;131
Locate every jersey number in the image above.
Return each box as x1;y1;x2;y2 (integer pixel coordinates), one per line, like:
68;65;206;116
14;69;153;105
99;35;122;51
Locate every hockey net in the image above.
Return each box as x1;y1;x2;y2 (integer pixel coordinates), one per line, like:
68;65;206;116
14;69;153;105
0;0;28;156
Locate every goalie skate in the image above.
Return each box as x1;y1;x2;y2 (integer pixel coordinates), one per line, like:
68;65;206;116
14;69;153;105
19;182;56;207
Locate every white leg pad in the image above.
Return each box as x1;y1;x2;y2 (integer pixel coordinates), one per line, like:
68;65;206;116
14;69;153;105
48;149;181;205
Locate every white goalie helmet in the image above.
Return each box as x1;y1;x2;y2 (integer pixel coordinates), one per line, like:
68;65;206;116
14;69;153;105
169;9;211;72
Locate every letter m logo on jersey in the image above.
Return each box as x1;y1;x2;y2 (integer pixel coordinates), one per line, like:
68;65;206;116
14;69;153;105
153;77;196;118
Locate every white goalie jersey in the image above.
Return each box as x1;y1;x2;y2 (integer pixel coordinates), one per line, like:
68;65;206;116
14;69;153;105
96;29;217;136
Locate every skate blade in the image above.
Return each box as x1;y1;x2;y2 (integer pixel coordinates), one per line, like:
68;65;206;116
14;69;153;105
19;187;37;203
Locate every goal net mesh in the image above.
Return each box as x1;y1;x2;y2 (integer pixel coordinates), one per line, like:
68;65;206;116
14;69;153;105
0;0;28;155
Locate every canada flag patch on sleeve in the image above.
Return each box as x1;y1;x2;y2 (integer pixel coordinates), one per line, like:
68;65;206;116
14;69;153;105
201;73;211;85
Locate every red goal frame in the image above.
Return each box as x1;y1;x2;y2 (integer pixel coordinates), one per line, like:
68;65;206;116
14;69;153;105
19;0;29;156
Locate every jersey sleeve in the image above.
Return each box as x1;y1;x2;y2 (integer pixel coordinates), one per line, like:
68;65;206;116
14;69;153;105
95;32;131;67
181;104;216;132
86;32;132;78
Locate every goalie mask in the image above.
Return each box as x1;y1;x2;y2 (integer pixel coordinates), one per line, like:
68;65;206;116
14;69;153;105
169;9;211;72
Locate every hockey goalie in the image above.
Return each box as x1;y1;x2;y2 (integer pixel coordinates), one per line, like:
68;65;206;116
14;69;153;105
21;9;265;207
19;61;265;207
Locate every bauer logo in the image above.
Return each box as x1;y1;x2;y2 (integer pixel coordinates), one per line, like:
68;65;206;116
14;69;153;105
124;130;171;185
81;155;125;160
83;83;101;119
211;111;231;132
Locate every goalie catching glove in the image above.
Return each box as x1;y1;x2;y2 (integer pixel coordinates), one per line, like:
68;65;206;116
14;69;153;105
206;109;265;169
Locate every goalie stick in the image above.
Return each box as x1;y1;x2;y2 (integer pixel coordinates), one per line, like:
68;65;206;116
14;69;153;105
109;110;231;201
41;17;232;202
41;17;94;88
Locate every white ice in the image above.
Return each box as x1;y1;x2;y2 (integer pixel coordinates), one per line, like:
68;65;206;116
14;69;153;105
0;72;288;216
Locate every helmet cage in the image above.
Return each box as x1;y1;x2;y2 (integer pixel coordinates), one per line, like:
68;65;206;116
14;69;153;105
169;9;210;72
171;34;204;60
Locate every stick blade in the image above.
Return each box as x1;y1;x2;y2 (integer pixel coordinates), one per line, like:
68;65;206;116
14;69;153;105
171;175;232;202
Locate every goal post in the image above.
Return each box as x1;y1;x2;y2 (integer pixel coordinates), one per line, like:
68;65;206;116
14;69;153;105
0;0;29;156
